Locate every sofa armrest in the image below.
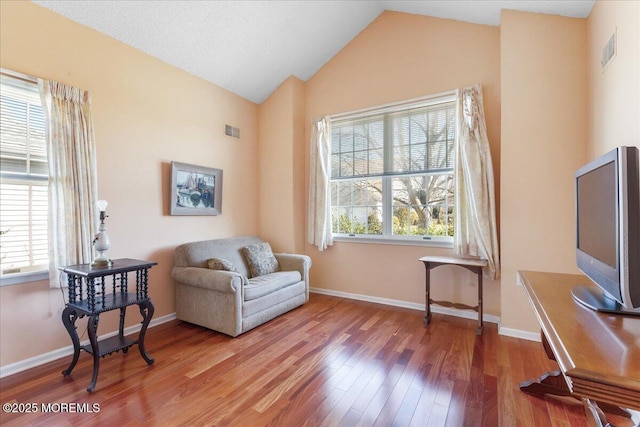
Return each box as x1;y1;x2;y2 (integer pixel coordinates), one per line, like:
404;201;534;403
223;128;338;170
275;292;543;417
274;253;312;280
171;266;243;294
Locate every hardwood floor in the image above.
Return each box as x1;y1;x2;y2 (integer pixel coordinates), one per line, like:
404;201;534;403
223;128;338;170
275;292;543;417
0;294;634;426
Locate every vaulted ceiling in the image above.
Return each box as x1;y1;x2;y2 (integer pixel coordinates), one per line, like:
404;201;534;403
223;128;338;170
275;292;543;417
33;1;595;103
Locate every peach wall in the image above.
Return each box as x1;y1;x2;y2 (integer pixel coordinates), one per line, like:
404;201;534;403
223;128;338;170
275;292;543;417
303;12;502;316
258;76;306;253
587;0;640;157
500;10;587;332
0;1;258;366
292;78;307;255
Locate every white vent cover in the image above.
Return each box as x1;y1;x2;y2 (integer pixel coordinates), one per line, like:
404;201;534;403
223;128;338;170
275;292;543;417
225;124;240;139
601;29;616;72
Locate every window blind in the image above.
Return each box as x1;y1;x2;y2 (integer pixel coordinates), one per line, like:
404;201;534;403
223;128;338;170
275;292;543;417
0;182;48;271
0;75;47;176
0;71;49;276
331;101;456;180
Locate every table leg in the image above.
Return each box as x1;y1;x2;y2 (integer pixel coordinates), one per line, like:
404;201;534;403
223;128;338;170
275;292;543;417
137;299;155;365
583;399;610;427
423;263;432;325
61;307;81;376
519;369;572;397
477;270;484;335
118;307;129;354
522;334;632;424
86;314;100;392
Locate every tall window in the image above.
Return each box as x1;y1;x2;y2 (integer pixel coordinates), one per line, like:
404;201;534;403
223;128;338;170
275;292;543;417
0;72;48;279
330;94;456;243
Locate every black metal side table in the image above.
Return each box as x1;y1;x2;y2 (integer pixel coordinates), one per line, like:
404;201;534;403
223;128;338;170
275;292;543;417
60;258;157;392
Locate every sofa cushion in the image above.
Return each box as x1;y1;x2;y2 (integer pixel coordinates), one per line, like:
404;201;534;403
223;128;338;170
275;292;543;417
174;236;263;278
243;281;305;320
244;271;301;301
242;242;279;278
207;258;238;272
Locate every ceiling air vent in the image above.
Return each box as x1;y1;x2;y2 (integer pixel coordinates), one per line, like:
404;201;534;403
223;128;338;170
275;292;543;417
601;29;616;72
225;124;240;139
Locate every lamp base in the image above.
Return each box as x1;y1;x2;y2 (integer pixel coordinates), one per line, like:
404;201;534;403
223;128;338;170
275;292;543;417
91;258;113;268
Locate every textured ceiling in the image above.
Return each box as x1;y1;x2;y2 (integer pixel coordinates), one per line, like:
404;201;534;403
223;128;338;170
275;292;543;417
32;0;595;104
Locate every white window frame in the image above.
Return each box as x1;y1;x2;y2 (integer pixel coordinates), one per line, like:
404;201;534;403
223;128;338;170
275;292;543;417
0;69;49;286
330;91;456;247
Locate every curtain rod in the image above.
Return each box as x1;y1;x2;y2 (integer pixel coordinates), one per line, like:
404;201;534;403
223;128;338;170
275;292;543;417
329;89;457;121
0;68;38;84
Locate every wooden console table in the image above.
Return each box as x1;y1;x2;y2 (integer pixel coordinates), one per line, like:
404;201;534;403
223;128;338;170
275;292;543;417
60;258;157;392
419;255;488;335
518;270;640;425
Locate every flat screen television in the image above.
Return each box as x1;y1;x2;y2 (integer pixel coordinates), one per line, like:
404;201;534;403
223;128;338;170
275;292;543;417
572;146;640;315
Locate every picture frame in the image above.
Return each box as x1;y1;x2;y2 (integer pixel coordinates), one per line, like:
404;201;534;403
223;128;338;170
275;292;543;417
170;161;223;216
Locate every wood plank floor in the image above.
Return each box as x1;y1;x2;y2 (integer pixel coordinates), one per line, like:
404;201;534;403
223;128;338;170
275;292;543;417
0;294;634;426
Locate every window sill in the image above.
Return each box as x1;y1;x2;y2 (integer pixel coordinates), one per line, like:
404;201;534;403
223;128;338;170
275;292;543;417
332;235;453;248
0;270;49;286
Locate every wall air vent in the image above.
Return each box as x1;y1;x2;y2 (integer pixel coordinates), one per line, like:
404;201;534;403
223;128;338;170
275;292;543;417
225;124;240;139
601;29;616;72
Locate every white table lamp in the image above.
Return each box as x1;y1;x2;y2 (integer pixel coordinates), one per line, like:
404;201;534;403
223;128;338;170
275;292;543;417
91;199;112;268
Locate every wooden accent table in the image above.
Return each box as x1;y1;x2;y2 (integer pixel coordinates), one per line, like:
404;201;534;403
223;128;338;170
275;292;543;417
419;255;488;335
518;270;640;425
60;258;157;392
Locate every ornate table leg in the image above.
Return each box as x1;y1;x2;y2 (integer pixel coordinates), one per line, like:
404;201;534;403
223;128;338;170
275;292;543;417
519;369;572;397
86;314;100;392
61;307;81;376
520;333;571;396
520;333;631;425
583;399;610;427
137;299;155;365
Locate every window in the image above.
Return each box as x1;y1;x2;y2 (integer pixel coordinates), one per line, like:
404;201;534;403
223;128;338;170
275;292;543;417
0;71;49;281
330;94;456;244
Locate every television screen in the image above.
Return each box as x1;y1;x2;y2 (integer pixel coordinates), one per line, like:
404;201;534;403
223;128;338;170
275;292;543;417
577;161;617;268
573;146;640;315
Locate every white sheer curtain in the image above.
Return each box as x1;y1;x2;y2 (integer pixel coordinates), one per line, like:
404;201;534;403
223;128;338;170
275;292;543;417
454;84;500;279
307;116;333;251
39;80;99;286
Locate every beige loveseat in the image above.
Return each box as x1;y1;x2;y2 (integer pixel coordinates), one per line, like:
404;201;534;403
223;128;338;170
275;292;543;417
172;236;311;337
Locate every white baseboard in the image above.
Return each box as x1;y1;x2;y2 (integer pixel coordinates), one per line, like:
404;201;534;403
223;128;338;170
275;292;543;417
497;326;541;342
0;312;176;379
310;287;502;325
310;288;539;342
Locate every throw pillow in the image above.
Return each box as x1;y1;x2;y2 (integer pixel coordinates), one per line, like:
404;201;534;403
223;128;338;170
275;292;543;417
207;258;238;273
242;242;279;278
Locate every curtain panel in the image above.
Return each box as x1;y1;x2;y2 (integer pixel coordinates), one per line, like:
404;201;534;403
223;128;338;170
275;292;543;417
454;84;500;279
39;80;99;287
307;117;333;251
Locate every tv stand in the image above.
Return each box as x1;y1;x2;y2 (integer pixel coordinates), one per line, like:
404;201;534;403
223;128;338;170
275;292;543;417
572;285;640;316
519;271;640;426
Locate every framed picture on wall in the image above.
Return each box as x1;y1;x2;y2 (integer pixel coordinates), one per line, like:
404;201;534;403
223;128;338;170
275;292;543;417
170;161;223;215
